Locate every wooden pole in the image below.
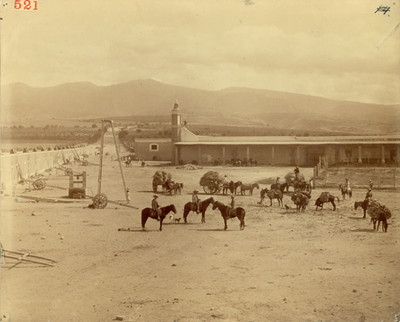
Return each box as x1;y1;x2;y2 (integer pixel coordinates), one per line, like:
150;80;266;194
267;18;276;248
110;121;129;203
97;121;105;194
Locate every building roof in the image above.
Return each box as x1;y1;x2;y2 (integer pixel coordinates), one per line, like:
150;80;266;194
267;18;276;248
135;138;171;143
177;127;400;145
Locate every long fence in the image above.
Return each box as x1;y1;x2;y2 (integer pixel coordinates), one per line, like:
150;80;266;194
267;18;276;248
313;155;399;189
0;146;97;194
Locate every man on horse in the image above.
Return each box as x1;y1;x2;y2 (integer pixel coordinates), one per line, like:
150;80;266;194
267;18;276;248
344;177;351;193
274;177;281;191
365;188;373;206
192;190;200;214
152;194;162;220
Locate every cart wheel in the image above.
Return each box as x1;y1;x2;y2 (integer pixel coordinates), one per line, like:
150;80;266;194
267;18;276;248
93;193;108;209
33;179;46;190
203;185;214;194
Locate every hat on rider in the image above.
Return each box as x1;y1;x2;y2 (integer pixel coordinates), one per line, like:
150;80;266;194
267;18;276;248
193;190;198;194
153;194;158;198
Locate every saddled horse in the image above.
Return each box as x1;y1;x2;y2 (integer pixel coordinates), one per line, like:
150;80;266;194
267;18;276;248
291;191;310;212
240;183;260;195
183;197;215;224
259;188;283;207
223;181;242;195
169;182;183;195
315;193;340;211
212;200;245;230
338;184;352;200
270;182;288;193
141;204;177;231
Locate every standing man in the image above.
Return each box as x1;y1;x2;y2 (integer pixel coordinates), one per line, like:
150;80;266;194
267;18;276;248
126;188;131;204
152;194;161;221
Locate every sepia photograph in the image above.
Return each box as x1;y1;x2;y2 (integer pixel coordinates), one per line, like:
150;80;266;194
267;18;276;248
0;0;399;321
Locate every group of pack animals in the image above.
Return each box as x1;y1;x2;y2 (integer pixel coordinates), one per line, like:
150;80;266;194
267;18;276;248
142;177;391;233
141;196;245;232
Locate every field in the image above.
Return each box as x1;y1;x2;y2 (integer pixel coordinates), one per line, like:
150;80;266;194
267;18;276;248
1;147;399;321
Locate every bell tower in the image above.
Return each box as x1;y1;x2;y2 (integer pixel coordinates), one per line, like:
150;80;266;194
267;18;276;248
171;101;182;142
171;101;182;164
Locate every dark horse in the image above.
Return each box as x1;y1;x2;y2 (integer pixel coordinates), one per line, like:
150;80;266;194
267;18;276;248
141;204;177;231
315;193;340;211
212;201;245;230
354;200;368;218
183;197;215;224
259;188;283;207
270;182;288;193
338;184;352;200
222;181;242;195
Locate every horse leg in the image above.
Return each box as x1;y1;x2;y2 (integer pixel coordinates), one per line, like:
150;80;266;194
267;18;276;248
201;210;206;224
269;198;273;207
332;201;336;211
159;216;165;231
142;213;149;230
223;216;228;230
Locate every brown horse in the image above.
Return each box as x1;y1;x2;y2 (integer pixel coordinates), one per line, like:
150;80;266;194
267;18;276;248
141;204;177;231
222;181;242;195
315;193;340;211
354;200;368;218
240;183;259;195
339;184;352;200
212;200;245;230
259;188;283;207
183;197;215;224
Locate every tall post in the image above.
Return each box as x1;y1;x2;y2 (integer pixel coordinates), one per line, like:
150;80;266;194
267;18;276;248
222;146;226;164
97;121;105;194
358;145;362;164
110;121;129;203
381;145;385;164
246;146;250;161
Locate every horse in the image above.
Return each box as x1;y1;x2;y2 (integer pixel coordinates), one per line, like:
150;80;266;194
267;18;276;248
169;182;183;195
222;181;234;195
259;188;283;207
124;159;131;167
141;204;177;231
338;184;352;200
270;183;289;193
315;193;340;211
291;191;309;212
212;200;245;230
223;181;242;195
240;183;259;195
354;200;368;218
183;197;215;224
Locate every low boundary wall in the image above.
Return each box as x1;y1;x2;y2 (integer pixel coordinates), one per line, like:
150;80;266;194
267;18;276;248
0;146;97;193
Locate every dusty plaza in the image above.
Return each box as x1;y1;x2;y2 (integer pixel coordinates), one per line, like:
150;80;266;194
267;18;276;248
1;150;399;321
2;1;400;321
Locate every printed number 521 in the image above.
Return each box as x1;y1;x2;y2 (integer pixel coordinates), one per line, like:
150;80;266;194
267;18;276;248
15;0;38;10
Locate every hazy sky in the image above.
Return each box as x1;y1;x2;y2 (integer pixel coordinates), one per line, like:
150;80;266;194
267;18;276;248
1;0;399;104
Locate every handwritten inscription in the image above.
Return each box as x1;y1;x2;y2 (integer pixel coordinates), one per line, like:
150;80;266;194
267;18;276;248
375;5;390;14
14;0;37;10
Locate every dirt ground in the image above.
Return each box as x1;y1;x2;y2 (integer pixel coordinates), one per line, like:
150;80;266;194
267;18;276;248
1;149;399;322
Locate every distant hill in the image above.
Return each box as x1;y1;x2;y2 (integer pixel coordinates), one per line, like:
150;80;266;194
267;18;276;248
2;79;399;134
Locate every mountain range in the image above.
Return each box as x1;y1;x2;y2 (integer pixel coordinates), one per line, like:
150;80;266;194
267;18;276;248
2;79;399;134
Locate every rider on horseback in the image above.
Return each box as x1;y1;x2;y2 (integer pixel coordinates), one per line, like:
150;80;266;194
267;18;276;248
345;178;351;190
275;177;281;191
152;194;161;221
192;190;200;214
